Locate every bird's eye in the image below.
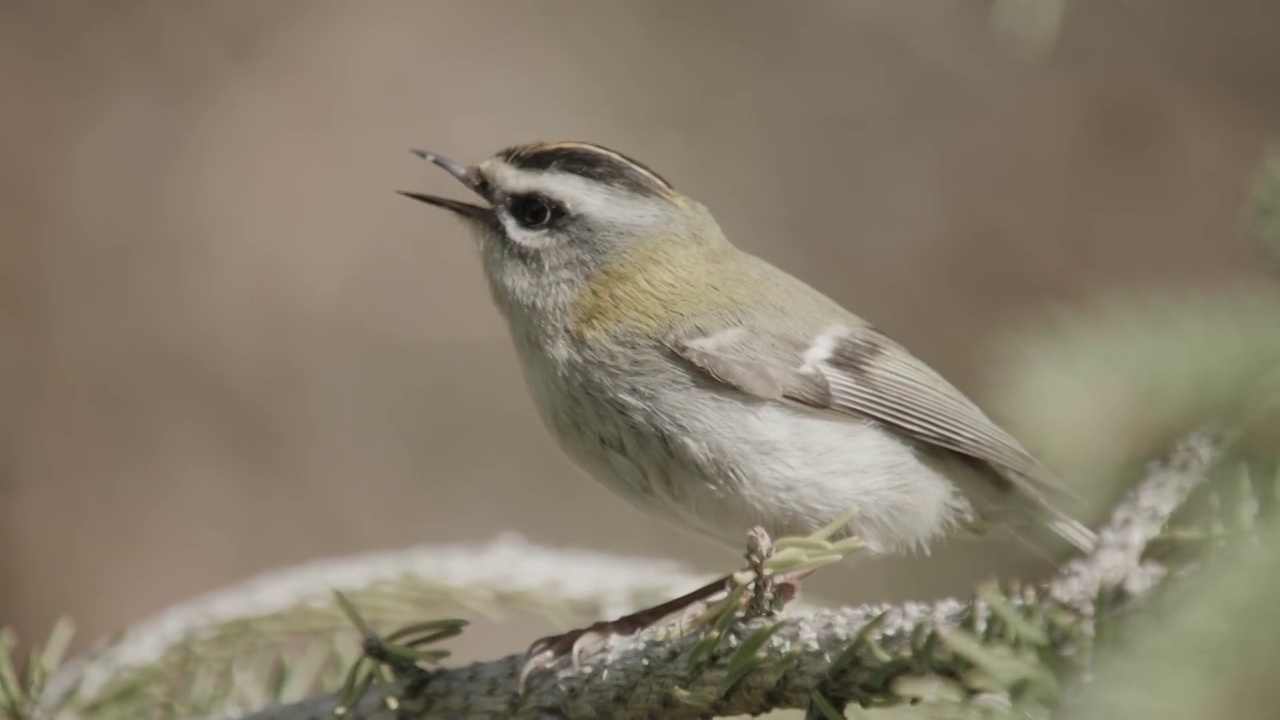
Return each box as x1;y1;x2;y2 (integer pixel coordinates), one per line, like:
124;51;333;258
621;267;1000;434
508;194;559;229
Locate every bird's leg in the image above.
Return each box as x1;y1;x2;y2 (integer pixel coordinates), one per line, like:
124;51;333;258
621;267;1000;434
518;527;834;692
740;527;819;619
518;573;734;691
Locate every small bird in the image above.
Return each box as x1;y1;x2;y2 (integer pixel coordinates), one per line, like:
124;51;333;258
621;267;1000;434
399;141;1094;671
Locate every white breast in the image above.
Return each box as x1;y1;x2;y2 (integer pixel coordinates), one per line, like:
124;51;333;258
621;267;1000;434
659;401;979;554
511;328;977;556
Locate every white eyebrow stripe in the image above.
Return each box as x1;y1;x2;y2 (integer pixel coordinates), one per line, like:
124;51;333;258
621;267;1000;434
483;162;671;228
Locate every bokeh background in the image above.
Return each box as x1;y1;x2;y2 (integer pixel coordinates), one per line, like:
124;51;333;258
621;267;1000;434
3;0;1278;662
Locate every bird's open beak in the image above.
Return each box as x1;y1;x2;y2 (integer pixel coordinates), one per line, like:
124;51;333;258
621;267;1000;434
397;149;492;220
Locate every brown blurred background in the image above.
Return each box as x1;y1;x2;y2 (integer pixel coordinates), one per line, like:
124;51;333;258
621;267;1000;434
2;0;1278;660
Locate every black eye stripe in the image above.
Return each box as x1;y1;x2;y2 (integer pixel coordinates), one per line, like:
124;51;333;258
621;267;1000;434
507;193;563;230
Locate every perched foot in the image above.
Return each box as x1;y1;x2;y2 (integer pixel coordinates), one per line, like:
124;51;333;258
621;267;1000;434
517;574;733;693
742;526;821;617
695;527;810;628
773;566;817;606
517;524;847;693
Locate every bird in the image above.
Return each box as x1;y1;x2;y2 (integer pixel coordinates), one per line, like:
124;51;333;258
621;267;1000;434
397;140;1094;679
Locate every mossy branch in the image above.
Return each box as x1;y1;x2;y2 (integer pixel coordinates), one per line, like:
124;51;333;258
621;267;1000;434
230;436;1212;720
20;431;1210;720
31;538;717;720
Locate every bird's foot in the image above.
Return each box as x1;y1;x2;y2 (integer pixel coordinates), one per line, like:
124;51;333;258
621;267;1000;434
517;573;733;693
517;525;841;693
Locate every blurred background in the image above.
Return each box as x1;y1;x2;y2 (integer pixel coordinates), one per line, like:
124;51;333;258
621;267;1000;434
2;0;1278;663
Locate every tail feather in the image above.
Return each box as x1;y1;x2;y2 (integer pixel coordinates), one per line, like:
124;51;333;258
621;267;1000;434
1048;514;1097;554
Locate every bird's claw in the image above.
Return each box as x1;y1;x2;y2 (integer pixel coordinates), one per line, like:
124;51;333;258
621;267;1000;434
517;619;634;694
514;535;804;695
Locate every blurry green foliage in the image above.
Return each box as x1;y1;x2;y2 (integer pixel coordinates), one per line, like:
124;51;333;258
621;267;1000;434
988;286;1280;512
1248;142;1280;267
987;0;1066;61
1;621;73;720
1065;521;1280;720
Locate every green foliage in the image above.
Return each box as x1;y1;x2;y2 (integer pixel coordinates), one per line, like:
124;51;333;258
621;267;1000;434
988;286;1280;506
1248;142;1280;268
330;592;465;715
15;576;612;720
0;620;74;720
1067;524;1280;720
673;510;866;709
672;576;1090;719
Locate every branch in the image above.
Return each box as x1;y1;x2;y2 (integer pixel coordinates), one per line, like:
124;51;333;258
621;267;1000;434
222;434;1213;720
39;537;717;717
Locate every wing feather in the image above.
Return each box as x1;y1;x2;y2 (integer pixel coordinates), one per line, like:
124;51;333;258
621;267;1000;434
666;322;1089;531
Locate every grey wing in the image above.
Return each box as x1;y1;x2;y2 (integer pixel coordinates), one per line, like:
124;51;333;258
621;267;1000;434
665;323;1094;550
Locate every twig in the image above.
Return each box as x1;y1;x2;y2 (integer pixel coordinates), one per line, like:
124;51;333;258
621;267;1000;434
221;434;1212;720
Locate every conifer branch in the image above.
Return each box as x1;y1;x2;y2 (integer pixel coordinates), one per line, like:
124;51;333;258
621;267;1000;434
183;434;1212;720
